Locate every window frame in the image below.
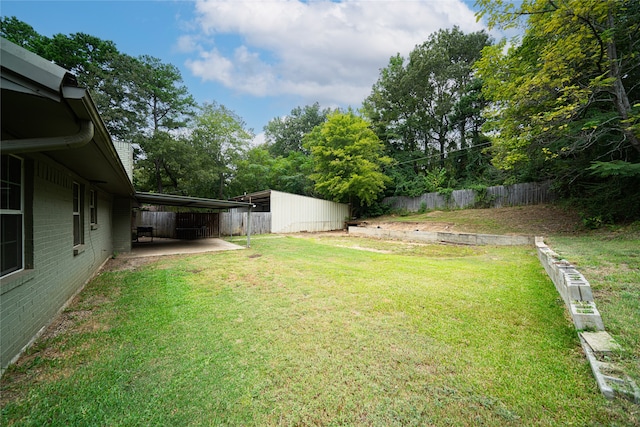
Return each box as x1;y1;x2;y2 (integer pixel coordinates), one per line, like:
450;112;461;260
72;181;84;248
1;154;24;277
89;189;98;227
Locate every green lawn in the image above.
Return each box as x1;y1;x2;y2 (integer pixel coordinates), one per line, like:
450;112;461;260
1;235;638;426
549;229;640;391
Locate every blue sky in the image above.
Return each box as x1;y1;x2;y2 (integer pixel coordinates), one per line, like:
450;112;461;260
2;0;492;143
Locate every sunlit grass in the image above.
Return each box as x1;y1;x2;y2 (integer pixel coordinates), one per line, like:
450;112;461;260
549;227;640;388
1;236;637;425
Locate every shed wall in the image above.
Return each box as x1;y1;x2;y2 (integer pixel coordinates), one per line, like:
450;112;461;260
270;190;349;233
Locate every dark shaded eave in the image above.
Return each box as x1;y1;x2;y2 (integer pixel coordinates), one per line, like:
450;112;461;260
0;37;135;197
230;189;272;207
135;192;254;210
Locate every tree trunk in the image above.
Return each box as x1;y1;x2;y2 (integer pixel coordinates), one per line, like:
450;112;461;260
154;158;163;193
607;11;640;153
218;172;224;199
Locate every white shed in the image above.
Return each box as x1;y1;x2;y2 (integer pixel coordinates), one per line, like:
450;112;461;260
231;190;349;233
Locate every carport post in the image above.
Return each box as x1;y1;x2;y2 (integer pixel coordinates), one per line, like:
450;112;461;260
246;204;253;248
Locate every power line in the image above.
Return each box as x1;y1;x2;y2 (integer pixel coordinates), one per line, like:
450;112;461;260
395;141;492;165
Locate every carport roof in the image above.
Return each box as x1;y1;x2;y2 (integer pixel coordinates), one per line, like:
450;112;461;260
230;189;272;207
135;192;254;210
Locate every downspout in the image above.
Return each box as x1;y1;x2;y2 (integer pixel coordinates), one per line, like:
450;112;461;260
1;120;94;154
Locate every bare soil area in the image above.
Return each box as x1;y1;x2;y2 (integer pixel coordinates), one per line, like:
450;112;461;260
359;204;583;236
101;255;166;272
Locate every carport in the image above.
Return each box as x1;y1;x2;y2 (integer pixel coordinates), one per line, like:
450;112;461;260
134;192;256;247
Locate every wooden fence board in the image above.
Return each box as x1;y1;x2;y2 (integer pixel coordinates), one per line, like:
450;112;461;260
220;212;271;236
135;211;176;238
384;181;555;212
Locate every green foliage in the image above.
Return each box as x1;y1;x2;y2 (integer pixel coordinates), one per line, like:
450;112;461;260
1;18;143;141
469;184;497;208
476;0;640;221
364;27;494;195
588;161;640;178
231;148;316;197
438;187;455;202
185;102;253;198
425;167;447;192
304;111;392;213
360;200;393;218
476;1;640;166
264;102;330;157
1;16;44;51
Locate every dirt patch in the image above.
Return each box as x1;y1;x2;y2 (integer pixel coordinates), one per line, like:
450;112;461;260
335;244;392;254
100;255;162;272
362;205;582;236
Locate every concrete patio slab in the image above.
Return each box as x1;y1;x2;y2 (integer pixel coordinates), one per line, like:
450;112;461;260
125;237;245;258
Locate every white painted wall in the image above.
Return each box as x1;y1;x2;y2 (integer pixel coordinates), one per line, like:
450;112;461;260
270;190;349;233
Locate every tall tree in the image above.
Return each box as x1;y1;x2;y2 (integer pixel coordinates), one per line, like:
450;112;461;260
476;0;640;172
363;27;492;193
264;103;331;157
131;55;197;193
476;0;640;220
304;111;391;213
186;102;253;199
0;16;45;51
0;18;141;141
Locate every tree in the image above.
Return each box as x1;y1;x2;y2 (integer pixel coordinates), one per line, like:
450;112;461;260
363;27;493;193
230;146;275;196
476;0;640;172
0;16;46;51
0;18;142;141
476;0;640;220
131;55;197;193
304;111;391;214
264;103;330;157
185;102;253;199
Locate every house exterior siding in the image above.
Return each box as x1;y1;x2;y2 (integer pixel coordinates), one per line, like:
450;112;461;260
1;155;119;371
112;196;132;254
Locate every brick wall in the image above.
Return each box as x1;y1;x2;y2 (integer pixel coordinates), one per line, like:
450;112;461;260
1;156;117;372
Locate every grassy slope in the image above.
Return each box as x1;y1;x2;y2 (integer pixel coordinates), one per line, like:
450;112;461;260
1;229;638;425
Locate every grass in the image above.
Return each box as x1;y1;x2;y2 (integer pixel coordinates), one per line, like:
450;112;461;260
548;226;640;388
2;234;638;426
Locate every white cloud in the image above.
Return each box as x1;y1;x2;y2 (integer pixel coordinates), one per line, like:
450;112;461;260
184;0;484;107
251;131;266;147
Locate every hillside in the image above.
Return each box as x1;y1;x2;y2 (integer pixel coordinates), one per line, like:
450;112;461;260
364;204;584;237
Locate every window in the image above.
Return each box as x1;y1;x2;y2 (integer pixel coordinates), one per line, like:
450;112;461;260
73;182;84;247
89;189;97;226
1;154;23;277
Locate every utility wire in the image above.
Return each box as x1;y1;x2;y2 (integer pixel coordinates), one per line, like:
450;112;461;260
396;141;492;165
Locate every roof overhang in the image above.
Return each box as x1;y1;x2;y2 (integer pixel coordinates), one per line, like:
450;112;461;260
0;38;135;197
230;190;272;208
135;192;254;210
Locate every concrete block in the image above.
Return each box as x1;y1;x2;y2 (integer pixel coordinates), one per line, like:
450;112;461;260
570;301;605;331
580;331;621;355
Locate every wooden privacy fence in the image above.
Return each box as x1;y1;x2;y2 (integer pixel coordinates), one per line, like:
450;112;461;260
135;211;271;238
135;211;176;238
220;212;271;236
383;181;555;212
